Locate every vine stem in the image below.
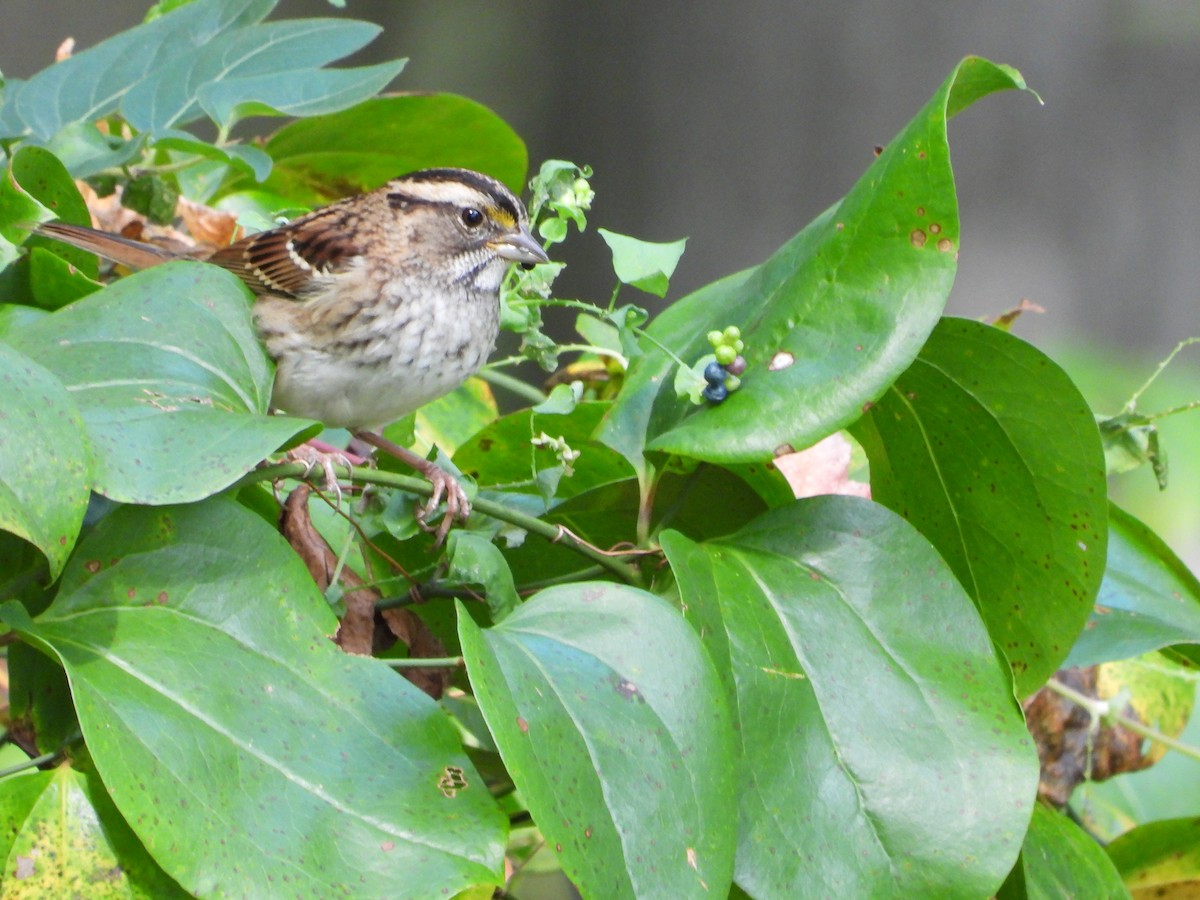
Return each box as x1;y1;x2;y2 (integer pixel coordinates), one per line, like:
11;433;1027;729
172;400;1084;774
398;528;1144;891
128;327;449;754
477;368;548;404
0;730;83;779
1045;677;1200;763
238;463;644;585
384;656;464;669
1124;336;1200;413
1145;398;1200;423
0;747;59;779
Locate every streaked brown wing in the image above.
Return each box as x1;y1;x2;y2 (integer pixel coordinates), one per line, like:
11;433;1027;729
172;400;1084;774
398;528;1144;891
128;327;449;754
206;206;360;298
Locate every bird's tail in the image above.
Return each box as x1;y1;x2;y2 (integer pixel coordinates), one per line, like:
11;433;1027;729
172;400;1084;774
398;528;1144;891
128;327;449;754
34;221;181;270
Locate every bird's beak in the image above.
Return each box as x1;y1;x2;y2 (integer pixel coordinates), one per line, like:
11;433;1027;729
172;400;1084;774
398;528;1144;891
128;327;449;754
489;227;550;266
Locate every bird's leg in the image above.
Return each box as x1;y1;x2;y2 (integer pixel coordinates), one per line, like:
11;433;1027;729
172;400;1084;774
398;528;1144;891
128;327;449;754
353;430;469;546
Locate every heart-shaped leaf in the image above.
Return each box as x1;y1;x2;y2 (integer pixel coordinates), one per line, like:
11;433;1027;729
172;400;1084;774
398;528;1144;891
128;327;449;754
6;261;317;504
661;496;1038;898
598;229;688;298
459;584;736;898
0;499;506;897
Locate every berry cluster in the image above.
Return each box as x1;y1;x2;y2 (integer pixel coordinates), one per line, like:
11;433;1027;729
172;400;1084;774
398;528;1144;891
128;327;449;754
703;326;747;404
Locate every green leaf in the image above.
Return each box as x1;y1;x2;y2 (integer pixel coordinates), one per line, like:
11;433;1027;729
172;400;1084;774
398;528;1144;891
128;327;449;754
1096;653;1194;766
453;401;636;506
597;229;687;298
0;500;506;897
0;342;92;579
0;146;96;279
459;584;736;898
198;60;405;131
661;496;1038;898
1099;412;1167;487
0;765;189;897
998;803;1129;900
0;0;276;141
532;382;582;415
226;94;529;205
44;122;144;181
120;173;179;225
27;247;103;310
495;462;769;587
6;642;78;755
414;377;498;457
852;317;1107;695
0;305;48;339
121;17;399;133
0;3;405;170
1068;503;1200;667
1107;817;1200;896
447;532;520;620
5;261;317;504
599;56;1036;471
0;531;53;616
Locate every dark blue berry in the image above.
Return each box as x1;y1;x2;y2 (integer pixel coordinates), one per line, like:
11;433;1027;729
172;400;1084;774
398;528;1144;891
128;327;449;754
703;383;728;404
703;361;727;385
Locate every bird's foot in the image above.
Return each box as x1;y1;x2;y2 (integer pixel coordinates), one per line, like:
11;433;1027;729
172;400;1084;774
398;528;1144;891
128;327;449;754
286;440;368;504
353;431;469;546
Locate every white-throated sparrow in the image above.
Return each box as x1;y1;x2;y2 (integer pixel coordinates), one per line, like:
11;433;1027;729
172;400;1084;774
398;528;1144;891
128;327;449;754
37;168;549;541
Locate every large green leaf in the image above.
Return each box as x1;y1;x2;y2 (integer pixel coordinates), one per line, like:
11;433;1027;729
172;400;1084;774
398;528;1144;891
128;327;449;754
122;18;402;133
0;343;91;579
5;261;316;504
1067;503;1200;668
599;56;1035;471
0;765;189;897
853;317;1107;695
1107;817;1200;897
459;584;736;898
222;94;529;206
997;803;1129;900
0;499;506;897
0;0;275;140
0;1;405;176
661;496;1038;898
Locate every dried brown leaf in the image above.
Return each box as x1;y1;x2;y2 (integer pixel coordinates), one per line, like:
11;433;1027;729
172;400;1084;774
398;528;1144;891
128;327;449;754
1023;667;1152;807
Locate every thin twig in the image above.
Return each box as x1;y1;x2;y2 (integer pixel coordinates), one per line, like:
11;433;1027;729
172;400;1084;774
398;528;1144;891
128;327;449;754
1045;677;1200;763
239;463;644;585
1125;336;1200;412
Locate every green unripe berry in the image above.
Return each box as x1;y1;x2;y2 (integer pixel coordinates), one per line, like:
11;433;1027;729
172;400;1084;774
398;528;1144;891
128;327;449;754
707;330;723;347
723;325;741;343
725;374;741;392
715;345;737;365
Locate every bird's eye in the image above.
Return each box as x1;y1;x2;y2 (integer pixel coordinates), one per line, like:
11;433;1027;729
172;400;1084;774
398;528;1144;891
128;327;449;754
461;207;484;228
